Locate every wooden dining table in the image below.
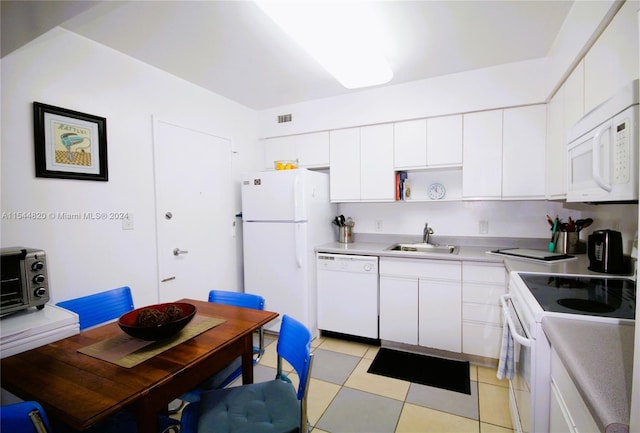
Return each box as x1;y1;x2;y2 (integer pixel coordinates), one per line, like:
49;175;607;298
0;299;278;433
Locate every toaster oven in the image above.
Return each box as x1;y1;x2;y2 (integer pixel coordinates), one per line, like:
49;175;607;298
0;247;50;316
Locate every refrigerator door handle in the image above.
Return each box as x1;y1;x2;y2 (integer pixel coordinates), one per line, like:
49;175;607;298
293;173;300;221
295;223;303;268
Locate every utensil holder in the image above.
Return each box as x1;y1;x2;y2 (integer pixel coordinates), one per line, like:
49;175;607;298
555;231;579;254
338;226;353;243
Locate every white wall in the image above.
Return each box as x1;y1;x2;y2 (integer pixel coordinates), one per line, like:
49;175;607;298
257;57;549;138
0;28;259;306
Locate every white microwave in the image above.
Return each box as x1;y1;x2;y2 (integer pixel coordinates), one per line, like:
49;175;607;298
567;80;638;203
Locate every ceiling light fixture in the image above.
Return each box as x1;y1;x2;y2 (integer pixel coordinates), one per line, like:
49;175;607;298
255;1;393;89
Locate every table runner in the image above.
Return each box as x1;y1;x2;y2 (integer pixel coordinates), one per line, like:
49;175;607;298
78;315;225;368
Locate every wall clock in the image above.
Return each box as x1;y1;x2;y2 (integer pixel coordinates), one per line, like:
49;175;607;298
428;182;446;200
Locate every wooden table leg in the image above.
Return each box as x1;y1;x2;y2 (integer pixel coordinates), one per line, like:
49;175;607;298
241;334;254;385
135;398;157;433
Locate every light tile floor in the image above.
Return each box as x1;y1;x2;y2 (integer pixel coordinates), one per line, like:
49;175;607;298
243;334;515;433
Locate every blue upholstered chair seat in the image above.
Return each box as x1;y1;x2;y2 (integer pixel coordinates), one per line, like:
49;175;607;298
180;315;312;433
193;379;300;433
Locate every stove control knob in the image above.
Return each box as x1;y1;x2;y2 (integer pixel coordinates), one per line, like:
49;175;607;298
31;261;44;271
34;287;47;297
32;274;46;284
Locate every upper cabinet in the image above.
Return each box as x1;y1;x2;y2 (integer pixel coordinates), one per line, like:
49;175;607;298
546;88;565;199
502;105;547;199
329;128;360;201
330;125;395;202
394;114;463;170
263;131;330;170
462;110;503;199
463;105;547;200
427;115;463;168
583;0;638;113
394;119;427;169
360;124;396;201
547;62;584;199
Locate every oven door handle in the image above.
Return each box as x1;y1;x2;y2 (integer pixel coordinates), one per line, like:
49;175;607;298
499;294;532;347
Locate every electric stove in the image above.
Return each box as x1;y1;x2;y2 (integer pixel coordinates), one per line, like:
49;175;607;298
518;273;635;319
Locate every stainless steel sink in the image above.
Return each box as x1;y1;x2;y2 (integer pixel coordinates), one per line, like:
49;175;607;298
386;243;459;254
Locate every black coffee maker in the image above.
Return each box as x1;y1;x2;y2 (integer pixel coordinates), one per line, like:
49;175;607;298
588;230;625;274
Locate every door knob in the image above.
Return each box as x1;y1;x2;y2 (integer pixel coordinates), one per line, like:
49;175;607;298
173;248;189;256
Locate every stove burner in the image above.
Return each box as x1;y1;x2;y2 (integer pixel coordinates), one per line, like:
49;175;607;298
557;298;617;314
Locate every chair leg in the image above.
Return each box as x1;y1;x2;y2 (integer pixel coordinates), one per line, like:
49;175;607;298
254;328;265;363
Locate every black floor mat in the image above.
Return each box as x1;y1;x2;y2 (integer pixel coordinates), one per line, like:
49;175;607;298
367;348;471;394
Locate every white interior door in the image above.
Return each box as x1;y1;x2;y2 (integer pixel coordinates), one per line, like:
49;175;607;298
153;118;234;302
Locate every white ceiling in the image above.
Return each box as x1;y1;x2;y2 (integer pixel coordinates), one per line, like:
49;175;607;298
1;1;574;110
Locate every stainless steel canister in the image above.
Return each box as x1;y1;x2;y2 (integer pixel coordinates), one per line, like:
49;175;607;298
338;225;353;243
555;231;579;254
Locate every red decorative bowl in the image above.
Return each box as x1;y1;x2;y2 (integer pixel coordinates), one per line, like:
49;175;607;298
118;302;196;341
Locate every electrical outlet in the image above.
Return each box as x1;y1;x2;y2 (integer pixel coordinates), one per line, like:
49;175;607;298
479;220;488;234
122;213;134;230
375;219;384;232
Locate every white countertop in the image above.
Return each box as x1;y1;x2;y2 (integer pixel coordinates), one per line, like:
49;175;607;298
316;239;602;275
543;318;634;433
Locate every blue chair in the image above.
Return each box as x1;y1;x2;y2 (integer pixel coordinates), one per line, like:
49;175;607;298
56;286;134;330
1;401;52;433
179;315;313;433
54;287;179;433
178;290;266;403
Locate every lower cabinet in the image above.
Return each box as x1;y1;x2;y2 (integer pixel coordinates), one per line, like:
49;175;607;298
379;274;418;345
462;262;506;358
379;258;461;352
380;258;506;359
549;348;599;433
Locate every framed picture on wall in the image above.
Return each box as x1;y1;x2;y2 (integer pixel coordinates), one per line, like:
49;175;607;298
33;102;108;181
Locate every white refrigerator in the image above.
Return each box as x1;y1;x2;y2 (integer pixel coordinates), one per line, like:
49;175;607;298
241;169;335;336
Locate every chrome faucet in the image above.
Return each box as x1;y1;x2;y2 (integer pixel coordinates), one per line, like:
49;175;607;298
423;223;434;244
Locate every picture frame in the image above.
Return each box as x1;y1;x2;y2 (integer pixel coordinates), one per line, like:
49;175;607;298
33;102;108;181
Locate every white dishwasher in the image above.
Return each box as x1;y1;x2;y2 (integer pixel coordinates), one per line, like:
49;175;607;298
317;253;379;339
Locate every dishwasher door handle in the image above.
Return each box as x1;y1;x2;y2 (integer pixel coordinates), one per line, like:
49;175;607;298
499;294;532;347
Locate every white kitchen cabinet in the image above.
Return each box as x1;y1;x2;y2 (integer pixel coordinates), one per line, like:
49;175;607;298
462;262;506;359
549;348;600;433
564;61;585;136
394;119;427;169
418;261;462;352
329;128;361;201
380;258;461;352
330;124;394;202
502;105;547;199
546;86;566;199
427;114;463;167
264;135;295;169
462;110;503;199
361;124;395;201
264;131;330;170
583;0;639;113
394;115;463;171
379;275;418;345
546;64;584;199
297;131;330;168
